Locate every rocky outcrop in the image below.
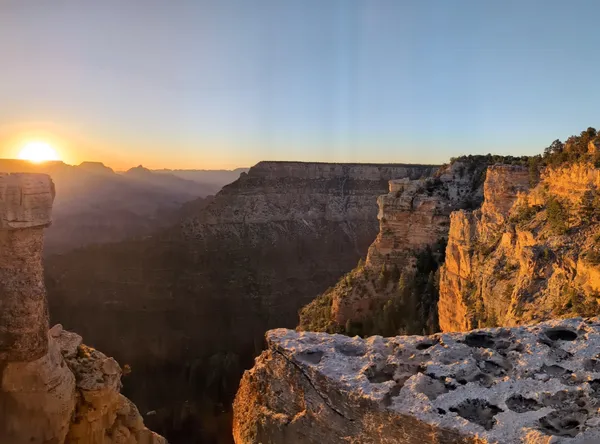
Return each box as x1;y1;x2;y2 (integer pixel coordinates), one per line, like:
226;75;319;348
298;157;493;335
0;173;165;444
46;161;435;443
234;318;600;443
438;162;600;332
0;173;55;361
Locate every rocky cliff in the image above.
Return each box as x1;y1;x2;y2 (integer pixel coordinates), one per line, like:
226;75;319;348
0;173;165;444
438;162;600;332
234;318;600;443
298;156;499;336
45;161;435;443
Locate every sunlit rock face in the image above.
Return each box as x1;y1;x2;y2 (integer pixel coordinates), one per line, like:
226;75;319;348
438;162;600;333
0;173;166;444
298;158;491;334
234;318;600;444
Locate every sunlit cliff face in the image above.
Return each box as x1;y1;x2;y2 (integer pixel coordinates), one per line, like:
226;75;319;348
17;141;61;163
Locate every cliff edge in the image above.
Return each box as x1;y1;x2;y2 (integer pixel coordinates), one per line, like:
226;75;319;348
235;319;600;443
438;161;600;332
0;173;166;444
298;156;496;336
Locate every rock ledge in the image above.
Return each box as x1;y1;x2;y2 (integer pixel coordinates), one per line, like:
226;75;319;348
234;318;600;443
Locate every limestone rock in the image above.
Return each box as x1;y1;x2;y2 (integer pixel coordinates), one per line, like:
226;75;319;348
0;173;55;361
438;162;600;332
234;319;600;443
299;157;491;333
62;332;166;444
0;172;55;229
1;333;76;444
0;173;166;444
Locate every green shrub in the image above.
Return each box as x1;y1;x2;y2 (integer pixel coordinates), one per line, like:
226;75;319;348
510;203;539;225
546;197;568;235
298;291;334;332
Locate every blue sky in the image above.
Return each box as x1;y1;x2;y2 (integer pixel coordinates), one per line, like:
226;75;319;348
0;0;598;169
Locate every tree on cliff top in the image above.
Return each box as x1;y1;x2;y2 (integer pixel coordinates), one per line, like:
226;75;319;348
542;127;600;167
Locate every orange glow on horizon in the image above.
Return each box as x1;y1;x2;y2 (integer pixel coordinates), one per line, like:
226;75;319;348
17;141;61;163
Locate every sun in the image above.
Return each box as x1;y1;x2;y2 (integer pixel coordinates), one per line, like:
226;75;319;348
17;141;61;163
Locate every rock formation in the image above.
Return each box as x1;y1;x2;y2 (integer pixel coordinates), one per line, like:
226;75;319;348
0;173;165;444
298;156;495;336
438;162;600;332
45;161;435;443
234;318;600;443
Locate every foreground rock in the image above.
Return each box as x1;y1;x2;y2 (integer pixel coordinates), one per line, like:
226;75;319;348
234;319;600;443
0;173;165;444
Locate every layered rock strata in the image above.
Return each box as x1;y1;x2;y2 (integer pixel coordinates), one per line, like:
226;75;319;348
0;173;165;444
234;318;600;443
0;173;54;361
298;157;491;333
438;165;531;332
438;162;600;332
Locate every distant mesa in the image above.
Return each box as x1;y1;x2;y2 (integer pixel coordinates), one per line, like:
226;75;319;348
77;161;114;174
124;165;153;175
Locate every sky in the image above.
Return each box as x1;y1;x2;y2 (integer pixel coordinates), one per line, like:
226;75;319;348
0;0;599;169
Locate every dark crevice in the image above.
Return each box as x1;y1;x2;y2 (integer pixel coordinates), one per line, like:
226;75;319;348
544;328;578;342
273;348;352;421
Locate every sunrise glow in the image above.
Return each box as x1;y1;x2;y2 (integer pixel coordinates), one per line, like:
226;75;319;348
17;141;61;163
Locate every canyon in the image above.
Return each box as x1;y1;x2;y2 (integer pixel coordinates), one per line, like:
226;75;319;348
44;161;435;443
0;172;165;444
298;155;525;337
11;149;600;443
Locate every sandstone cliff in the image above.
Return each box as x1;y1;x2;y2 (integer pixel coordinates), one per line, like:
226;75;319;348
0;173;165;444
234;318;600;443
438;162;600;332
298;156;503;336
45;161;435;443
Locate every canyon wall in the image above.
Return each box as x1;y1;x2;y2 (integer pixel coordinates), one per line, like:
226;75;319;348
234;318;600;443
45;161;435;443
0;173;165;444
438;162;600;332
298;157;495;336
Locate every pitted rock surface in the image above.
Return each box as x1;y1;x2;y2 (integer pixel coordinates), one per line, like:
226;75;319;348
234;318;600;443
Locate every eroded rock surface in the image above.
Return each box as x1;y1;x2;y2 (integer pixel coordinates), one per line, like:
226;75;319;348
234;318;600;443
